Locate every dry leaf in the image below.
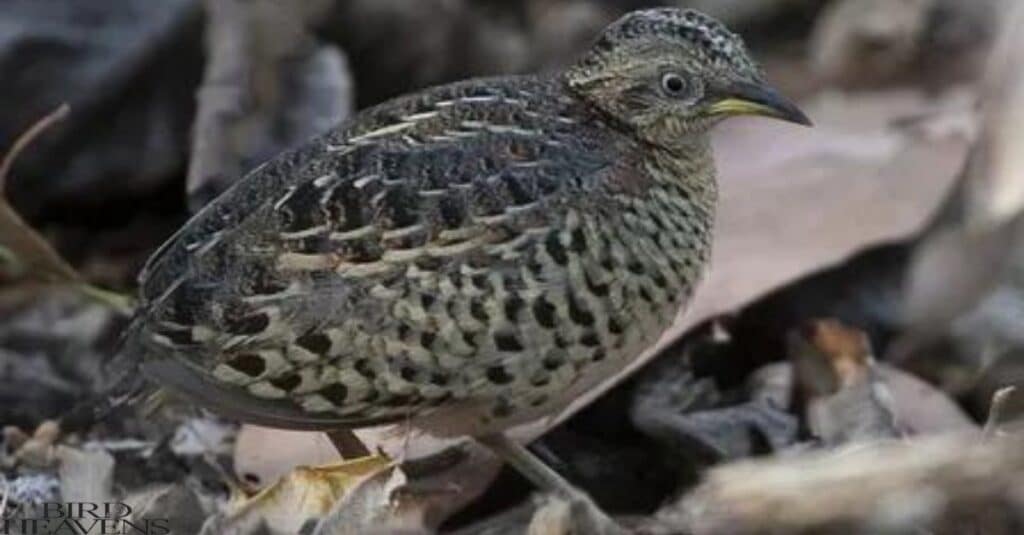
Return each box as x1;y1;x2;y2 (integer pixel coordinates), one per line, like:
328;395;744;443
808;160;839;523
788;320;903;445
526;496;574;535
312;465;429;535
881;363;976;435
10;421;62;469
202;455;392;535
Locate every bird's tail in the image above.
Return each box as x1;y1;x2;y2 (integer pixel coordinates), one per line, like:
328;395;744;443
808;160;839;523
62;316;157;431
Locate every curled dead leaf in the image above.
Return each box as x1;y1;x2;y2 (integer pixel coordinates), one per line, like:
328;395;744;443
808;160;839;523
202;455;392;535
788;319;903;445
312;464;428;535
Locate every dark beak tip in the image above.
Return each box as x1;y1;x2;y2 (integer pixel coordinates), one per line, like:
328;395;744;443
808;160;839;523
769;94;813;127
726;80;813;127
790;109;814;127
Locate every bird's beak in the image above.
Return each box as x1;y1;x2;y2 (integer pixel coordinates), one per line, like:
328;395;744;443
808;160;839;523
707;81;812;126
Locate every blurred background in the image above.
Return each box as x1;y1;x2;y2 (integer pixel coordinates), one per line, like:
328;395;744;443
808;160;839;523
2;0;1023;533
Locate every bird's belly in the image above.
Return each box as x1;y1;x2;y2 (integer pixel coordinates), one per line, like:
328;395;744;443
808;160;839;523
407;271;692;438
408;212;710;437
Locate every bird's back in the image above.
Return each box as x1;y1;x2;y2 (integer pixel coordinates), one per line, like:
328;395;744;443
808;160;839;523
130;73;713;435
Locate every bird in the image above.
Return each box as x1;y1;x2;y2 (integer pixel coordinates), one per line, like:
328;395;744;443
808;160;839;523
125;7;809;504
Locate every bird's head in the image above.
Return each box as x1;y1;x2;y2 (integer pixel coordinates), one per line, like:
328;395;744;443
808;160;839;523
566;8;811;150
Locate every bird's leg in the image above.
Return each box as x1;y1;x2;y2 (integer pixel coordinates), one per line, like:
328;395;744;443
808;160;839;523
401;412;414;462
326;429;370;459
476;433;579;498
476;433;626;533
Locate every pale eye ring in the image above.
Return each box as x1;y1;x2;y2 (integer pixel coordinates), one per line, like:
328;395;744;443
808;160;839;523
660;72;689;97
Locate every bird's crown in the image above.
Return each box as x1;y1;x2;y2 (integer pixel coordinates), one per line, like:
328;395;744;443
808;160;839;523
580;8;762;79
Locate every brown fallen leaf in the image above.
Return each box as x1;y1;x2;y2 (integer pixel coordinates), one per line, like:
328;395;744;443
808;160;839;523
201;455;392;535
881;363;977;436
9;420;62;469
311;465;431;535
749;359;975;438
788;319;904;445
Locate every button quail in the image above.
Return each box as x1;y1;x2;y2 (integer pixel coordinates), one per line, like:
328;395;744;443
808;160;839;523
127;7;809;499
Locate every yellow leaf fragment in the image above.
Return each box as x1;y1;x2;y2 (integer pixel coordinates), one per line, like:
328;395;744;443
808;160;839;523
214;455;393;535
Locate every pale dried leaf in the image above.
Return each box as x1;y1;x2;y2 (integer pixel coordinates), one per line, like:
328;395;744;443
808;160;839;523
526;496;573;535
311;465;418;535
204;455;392;535
880;363;977;435
788;320;904;445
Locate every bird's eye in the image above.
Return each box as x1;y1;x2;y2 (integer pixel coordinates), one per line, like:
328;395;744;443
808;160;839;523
660;73;690;97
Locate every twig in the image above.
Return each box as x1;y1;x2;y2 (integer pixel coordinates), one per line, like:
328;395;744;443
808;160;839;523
326;430;371;459
0;103;70;191
983;386;1017;439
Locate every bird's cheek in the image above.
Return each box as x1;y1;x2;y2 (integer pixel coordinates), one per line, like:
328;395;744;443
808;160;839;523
642;114;688;145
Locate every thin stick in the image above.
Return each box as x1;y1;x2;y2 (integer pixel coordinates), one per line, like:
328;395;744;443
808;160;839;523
326;429;371;459
476;433;576;498
0;103;70;189
983;386;1017;439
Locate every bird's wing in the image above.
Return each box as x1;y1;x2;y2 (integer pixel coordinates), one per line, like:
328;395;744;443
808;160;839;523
130;76;627;428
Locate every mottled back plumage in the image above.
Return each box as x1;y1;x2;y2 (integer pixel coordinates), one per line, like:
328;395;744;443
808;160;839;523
128;8;805;436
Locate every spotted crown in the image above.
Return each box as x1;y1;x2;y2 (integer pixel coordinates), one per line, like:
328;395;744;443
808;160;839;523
587;8;762;76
